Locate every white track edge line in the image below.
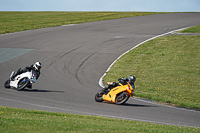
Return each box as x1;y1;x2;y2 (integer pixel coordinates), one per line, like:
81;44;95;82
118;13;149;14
99;27;189;87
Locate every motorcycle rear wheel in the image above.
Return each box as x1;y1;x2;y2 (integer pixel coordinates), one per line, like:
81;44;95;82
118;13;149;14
95;89;105;102
115;92;130;105
16;78;29;91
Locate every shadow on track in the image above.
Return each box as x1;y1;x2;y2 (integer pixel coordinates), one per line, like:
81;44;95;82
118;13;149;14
121;103;158;108
22;88;65;93
101;102;158;108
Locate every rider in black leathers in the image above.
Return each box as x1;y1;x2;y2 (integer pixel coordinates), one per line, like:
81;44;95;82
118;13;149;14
103;75;136;92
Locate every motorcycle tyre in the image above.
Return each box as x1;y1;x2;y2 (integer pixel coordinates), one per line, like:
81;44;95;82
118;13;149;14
4;79;11;88
95;89;105;102
115;92;130;105
16;78;29;91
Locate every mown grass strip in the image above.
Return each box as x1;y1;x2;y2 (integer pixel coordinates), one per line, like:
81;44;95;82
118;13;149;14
0;106;199;133
104;33;200;109
0;11;167;34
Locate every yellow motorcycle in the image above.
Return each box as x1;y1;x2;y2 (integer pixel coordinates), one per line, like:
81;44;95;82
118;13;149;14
95;82;134;105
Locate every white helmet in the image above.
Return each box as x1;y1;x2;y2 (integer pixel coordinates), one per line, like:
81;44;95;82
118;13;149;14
33;62;42;70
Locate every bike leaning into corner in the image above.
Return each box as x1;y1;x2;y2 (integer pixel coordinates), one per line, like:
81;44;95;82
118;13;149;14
4;62;41;91
95;75;136;105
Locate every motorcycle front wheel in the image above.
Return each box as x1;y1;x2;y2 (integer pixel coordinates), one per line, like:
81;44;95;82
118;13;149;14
16;77;29;91
95;89;105;102
115;92;130;105
4;79;11;88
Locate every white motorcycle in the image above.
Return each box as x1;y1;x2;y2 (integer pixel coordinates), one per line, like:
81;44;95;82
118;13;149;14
4;70;37;91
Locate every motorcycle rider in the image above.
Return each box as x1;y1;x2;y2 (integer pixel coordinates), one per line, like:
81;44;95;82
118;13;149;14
10;62;42;88
103;75;136;92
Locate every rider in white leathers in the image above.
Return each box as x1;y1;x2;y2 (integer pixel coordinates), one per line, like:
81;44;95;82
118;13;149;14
10;62;42;88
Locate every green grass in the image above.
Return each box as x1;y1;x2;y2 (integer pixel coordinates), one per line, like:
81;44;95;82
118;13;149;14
181;25;200;33
104;34;200;109
0;11;167;34
0;106;199;133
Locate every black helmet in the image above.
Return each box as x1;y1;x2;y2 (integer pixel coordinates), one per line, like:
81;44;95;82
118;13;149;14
128;75;136;84
118;77;128;85
121;77;128;81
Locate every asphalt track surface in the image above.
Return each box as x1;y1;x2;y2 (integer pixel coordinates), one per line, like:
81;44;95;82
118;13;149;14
0;13;200;127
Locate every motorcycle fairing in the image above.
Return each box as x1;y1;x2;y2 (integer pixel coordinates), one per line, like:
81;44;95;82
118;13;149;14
102;83;134;103
10;71;32;88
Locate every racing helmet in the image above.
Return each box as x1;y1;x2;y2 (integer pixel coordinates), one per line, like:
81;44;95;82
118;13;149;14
33;62;42;70
121;77;128;81
128;75;136;84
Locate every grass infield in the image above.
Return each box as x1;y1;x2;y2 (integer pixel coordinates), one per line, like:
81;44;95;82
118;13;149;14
181;25;200;33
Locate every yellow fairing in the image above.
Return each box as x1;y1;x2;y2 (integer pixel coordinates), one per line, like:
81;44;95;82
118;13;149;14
102;83;134;103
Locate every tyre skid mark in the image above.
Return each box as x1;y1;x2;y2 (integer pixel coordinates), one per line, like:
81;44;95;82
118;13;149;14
75;53;95;84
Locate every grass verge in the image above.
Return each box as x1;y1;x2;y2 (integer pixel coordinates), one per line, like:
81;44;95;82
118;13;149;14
0;11;167;34
181;25;200;33
0;106;199;133
104;31;200;109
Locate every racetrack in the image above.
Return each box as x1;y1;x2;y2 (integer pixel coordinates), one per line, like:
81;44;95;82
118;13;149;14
0;13;200;127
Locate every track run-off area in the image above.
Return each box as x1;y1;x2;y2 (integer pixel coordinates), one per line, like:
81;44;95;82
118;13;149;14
0;13;200;127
